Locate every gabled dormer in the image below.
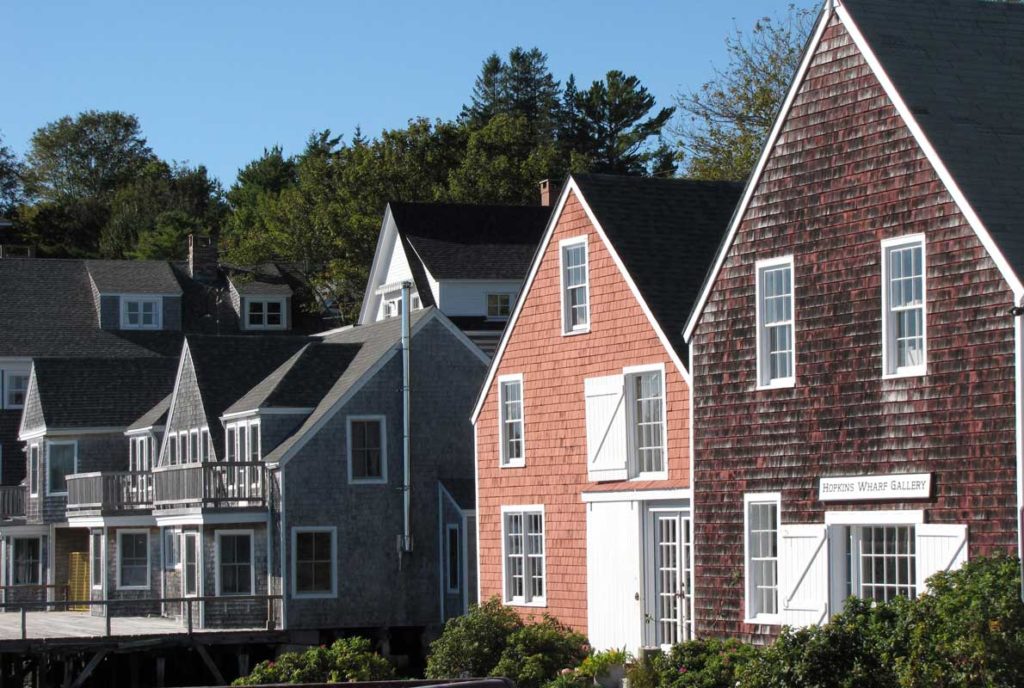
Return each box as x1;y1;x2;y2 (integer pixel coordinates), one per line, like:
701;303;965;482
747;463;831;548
225;265;295;332
85;260;184;332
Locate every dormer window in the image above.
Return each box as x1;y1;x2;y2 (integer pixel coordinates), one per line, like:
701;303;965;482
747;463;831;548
246;298;286;330
487;294;513;320
121;297;161;330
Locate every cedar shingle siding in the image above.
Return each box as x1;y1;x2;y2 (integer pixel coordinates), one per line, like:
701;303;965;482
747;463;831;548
690;17;1018;643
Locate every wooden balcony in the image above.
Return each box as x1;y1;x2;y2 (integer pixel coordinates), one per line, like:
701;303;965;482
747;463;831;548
66;472;153;515
0;486;26;520
153;462;267;509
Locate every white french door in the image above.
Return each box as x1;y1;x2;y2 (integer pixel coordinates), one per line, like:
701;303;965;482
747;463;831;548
646;508;692;647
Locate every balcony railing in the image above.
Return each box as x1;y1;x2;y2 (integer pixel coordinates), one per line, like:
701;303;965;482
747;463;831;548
153;462;267;509
0;486;26;519
66;472;153;513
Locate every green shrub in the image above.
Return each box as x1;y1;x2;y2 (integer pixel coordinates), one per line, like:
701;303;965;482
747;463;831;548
492;615;590;688
896;552;1024;688
232;636;395;685
426;597;525;679
650;638;757;688
577;648;631;680
738;597;908;688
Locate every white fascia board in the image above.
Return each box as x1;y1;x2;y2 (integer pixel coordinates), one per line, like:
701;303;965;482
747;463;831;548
158;341;192;466
67;515;157;528
154;511;269;527
683;5;834;342
17;364;40;439
358;204;396;325
835;2;1023;300
581;488;692;504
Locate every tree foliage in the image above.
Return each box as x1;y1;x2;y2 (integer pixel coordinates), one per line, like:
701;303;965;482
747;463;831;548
673;5;816;180
0;134;23;218
233;636;395;685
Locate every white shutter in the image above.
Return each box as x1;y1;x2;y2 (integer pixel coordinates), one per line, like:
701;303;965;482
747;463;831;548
915;523;967;593
584;375;627;481
779;524;829;628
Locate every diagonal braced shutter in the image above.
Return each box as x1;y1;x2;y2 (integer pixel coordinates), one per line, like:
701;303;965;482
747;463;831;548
779;524;829;628
584;375;628;481
915;523;968;593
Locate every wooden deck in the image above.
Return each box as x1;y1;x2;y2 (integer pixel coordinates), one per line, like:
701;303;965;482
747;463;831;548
0;611;260;641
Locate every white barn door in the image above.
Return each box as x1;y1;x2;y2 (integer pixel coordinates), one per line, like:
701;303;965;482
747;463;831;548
779;524;829;628
915;523;968;593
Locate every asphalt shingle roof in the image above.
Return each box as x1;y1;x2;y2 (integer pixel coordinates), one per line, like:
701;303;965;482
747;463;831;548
85;260;183;295
31;358;179;429
572;174;744;358
842;0;1024;281
127;394;172;432
0;259;183;359
389;202;550;284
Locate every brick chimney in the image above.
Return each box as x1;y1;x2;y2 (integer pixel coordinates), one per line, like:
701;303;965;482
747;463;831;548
188;234;218;282
539;179;555;207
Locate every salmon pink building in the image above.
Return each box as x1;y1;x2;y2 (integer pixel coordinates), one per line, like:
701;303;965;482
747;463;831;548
472;175;741;651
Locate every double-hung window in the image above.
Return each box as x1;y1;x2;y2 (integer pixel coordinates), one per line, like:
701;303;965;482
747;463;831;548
487;294;513;320
4;372;27;409
46;441;76;496
12;538;41;585
626;367;665;476
217;531;253;596
560;237;590;334
292;527;336;597
744;494;780;623
756;257;795;387
498;375;524;467
117;530;150;590
882;236;926;377
246;299;285;330
503;507;545;605
348;417;386;483
121;297;161;330
183;532;199;596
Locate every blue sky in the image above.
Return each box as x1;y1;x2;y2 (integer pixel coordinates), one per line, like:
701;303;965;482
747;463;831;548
4;0;797;186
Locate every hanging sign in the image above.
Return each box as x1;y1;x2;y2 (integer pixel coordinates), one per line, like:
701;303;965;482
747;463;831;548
819;473;931;502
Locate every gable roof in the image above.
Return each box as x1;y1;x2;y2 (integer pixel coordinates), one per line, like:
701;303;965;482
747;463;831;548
389;202;551;282
85;260;183;295
128;394;172;432
265;307;488;464
28;358;179;430
685;0;1024;339
183;335;311;449
0;259;183;359
225;262;295;297
470;175;743;423
840;0;1024;283
573;175;743;356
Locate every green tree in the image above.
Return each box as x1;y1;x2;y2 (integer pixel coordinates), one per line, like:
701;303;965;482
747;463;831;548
0;134;23;218
22;110;155;204
570;71;676;175
673;5;816;180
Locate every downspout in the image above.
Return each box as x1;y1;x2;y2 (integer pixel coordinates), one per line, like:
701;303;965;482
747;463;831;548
401;281;414;554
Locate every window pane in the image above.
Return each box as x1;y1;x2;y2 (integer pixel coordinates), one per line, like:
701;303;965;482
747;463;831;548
351;420;383;479
13;539;40;585
747;502;778;617
120;533;148;587
501;381;524;464
219;534;252;595
631;372;664;473
856;525;916;602
295;531;333;593
48;443;75;493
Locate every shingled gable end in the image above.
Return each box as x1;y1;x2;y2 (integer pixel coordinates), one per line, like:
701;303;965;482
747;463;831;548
684;0;1024;643
473;175;741;651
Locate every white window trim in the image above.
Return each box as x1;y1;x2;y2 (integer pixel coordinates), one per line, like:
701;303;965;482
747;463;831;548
244;297;287;331
346;415;388;484
29;444;39;497
290;526;338;599
755;256;796;390
445;523;461;594
881;234;928;379
45;440;77;497
10;536;43;586
116;529;151;591
497;373;525;468
623;363;669;480
486;293;514;321
3;370;28;410
743;492;781;625
500;504;546;607
559;236;591;336
182;530;200;597
214;529;256;597
120;296;162;330
225;419;260;462
824;509;924;526
91;531;104;590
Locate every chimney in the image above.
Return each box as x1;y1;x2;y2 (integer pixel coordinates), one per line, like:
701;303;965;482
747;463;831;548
188;234;218;283
539;179;555;207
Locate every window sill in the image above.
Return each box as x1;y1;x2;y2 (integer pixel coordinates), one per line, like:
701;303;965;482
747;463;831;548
116;585;150;592
504;599;547;608
882;367;926;380
292;591;338;600
561;327;590;337
45;492;69;498
744;614;782;626
756;379;795;391
500;460;526;469
349;478;388;485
